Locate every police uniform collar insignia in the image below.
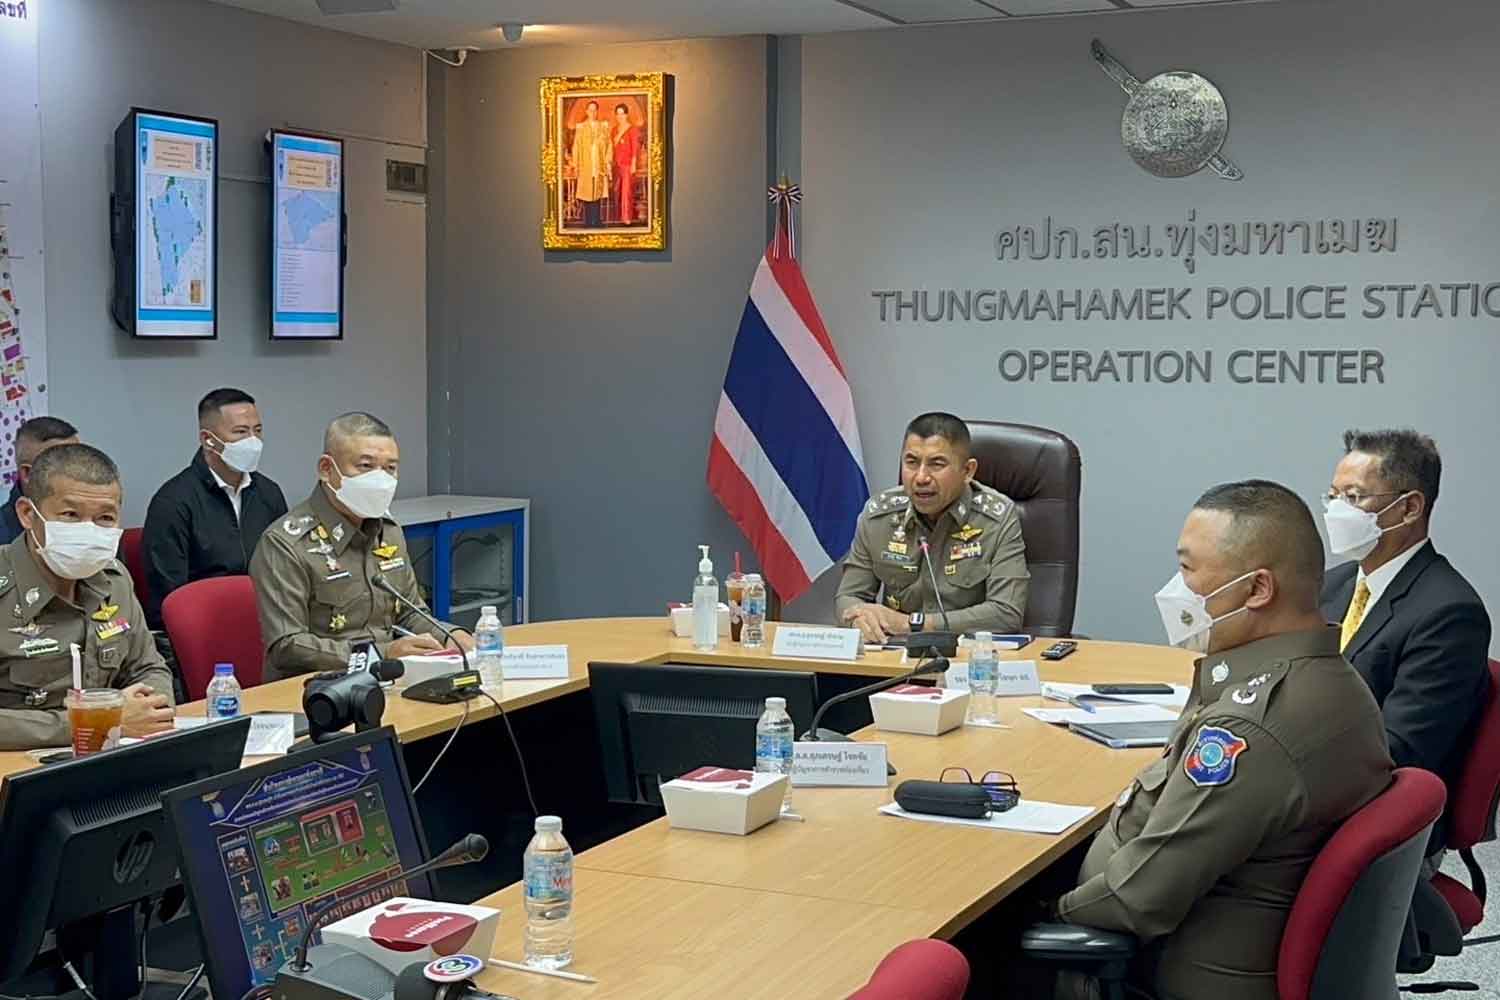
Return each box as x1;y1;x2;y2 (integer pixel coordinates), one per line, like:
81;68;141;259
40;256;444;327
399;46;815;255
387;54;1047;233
0;575;9;592
956;502;967;522
1230;687;1257;705
92;604;119;622
284;515;314;536
1184;725;1248;787
332;523;345;543
24;587;40;606
373;544;399;559
1209;662;1229;684
1116;785;1132;808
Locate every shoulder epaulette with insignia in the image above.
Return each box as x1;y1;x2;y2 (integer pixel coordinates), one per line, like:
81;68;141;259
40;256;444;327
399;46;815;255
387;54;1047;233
970;485;1015;521
862;487;911;519
280;513;318;539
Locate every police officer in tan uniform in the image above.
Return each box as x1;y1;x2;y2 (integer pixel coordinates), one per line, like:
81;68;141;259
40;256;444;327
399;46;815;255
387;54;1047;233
836;412;1028;641
0;444;174;749
250;413;473;682
1050;480;1393;1000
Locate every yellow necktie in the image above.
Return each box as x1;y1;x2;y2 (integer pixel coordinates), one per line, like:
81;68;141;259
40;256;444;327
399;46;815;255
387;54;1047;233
1341;579;1372;651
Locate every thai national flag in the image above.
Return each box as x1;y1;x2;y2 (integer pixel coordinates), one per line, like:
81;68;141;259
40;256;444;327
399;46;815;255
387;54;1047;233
708;214;868;603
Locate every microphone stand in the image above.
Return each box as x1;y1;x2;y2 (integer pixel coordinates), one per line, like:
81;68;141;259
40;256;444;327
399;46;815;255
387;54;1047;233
907;538;958;658
372;573;473;675
799;655;949;743
286;834;489;972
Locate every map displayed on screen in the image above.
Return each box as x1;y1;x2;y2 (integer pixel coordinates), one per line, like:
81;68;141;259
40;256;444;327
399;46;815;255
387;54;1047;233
134;113;215;337
272;132;343;339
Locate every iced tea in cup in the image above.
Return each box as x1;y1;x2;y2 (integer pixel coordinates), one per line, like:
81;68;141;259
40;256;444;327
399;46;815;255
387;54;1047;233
66;688;124;756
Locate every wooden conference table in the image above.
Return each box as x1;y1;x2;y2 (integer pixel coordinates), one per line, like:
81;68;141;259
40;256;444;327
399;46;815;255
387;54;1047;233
0;619;1195;998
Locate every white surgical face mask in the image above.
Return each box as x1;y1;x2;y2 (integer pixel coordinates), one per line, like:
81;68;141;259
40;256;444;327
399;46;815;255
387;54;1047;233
326;461;398;520
1154;569;1258;654
27;509;123;581
1322;493;1412;561
208;433;263;475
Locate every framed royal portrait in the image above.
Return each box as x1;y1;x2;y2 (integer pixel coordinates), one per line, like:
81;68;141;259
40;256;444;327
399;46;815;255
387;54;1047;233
540;72;668;251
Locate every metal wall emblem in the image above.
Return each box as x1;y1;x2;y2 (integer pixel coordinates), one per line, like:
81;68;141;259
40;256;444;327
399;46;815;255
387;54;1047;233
1091;39;1243;181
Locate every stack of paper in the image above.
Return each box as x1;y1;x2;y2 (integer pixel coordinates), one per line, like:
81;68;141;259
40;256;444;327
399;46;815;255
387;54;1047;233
1042;682;1189;709
1023;704;1179;726
879;801;1093;834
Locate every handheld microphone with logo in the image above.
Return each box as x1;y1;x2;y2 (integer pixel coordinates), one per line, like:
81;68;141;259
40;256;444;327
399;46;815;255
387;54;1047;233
348;641;406;684
906;538;958;658
273;834;490;1000
371;574;481;705
393;956;515;1000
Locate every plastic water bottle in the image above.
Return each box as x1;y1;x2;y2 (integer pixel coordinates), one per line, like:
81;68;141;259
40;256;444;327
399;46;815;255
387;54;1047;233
205;664;242;719
741;574;767;648
475;604;505;689
523;815;575;969
969;631;999;724
693;545;718;652
755;696;795;814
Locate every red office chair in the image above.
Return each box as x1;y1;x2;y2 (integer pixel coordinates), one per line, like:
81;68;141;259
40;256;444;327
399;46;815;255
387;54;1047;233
118;527;150;609
1023;768;1446;1000
847;940;969;1000
1428;658;1500;935
160;575;264;701
1278;767;1446;1000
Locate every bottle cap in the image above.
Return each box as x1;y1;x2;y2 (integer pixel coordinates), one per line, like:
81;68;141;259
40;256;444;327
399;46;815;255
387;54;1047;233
974;631;993;643
214;663;234;675
698;544;713;574
535;815;563;833
746;573;762;583
765;696;786;710
481;605;497;617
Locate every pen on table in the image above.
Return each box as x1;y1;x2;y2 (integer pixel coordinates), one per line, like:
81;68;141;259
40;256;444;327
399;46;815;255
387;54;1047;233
1042;685;1096;714
392;624;417;638
488;958;598;984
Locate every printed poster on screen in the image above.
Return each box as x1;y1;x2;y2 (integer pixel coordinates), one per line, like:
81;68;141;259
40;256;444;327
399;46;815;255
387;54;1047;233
0;1;49;482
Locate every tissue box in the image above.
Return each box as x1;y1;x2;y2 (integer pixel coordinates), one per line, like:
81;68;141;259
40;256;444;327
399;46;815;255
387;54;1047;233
870;684;971;736
320;897;499;973
668;603;731;639
660;766;787;835
397;652;468;687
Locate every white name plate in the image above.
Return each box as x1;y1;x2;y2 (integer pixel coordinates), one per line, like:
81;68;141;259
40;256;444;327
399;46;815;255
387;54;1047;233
944;662;969;690
772;626;862;661
994;659;1042;696
791;742;889;787
500;644;571;680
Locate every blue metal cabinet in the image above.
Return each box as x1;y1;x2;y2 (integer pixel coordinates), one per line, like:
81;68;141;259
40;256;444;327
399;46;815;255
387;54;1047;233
392;496;530;630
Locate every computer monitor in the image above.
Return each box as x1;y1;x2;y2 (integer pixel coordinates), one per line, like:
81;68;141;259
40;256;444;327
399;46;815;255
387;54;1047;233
162;726;432;1000
0;716;253;999
588;662;819;805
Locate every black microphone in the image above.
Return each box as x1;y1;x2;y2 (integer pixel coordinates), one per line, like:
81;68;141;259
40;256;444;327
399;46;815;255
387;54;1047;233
800;655;950;743
907;538;958;658
394;958;514;1000
285;834;489;973
372;574;471;669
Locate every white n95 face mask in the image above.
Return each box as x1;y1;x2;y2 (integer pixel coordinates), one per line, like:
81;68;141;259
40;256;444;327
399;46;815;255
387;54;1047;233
29;516;124;580
328;464;398;520
1322;493;1412;560
1154;570;1257;654
210;433;264;475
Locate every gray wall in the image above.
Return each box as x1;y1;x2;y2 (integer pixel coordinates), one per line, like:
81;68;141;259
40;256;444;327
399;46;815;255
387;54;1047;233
797;0;1500;648
429;37;772;620
39;0;429;522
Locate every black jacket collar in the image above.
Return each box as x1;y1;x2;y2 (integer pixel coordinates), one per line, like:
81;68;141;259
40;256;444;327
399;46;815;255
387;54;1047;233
1344;541;1440;659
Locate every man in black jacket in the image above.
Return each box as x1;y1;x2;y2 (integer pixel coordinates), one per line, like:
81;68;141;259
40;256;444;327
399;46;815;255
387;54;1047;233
142;388;288;630
1320;428;1491;849
0;416;79;544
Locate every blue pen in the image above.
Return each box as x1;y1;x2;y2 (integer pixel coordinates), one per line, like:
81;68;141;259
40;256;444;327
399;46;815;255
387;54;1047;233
1043;686;1097;714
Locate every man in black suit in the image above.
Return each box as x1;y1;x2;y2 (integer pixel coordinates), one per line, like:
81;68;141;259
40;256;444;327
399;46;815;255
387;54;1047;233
1320;428;1491;850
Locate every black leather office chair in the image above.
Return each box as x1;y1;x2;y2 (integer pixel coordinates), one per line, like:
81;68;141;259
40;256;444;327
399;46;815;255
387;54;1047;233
965;421;1081;637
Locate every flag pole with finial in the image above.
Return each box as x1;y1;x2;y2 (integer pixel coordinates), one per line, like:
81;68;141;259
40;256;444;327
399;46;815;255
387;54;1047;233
767;175;802;260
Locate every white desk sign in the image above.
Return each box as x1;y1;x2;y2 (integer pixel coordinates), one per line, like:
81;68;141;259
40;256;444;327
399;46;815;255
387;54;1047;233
994;660;1043;697
501;644;571;680
944;661;969;690
771;626;862;662
791;742;890;787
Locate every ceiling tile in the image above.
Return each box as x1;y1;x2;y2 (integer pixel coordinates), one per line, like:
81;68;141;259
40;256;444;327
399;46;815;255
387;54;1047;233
853;0;1001;23
993;0;1118;15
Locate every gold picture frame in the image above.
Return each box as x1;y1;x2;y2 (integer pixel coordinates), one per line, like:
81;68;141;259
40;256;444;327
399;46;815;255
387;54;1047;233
540;72;668;251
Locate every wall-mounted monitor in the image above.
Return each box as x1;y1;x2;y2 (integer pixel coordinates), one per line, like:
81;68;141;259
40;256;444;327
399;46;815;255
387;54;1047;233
111;108;218;338
269;130;345;340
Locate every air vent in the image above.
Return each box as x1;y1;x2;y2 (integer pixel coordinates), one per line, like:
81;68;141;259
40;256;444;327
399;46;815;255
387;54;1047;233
386;159;427;195
316;0;398;15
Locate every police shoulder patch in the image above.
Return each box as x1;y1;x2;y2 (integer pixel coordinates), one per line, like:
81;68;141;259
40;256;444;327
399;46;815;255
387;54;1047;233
970;485;1015;521
864;487;911;519
1183;724;1248;788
